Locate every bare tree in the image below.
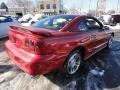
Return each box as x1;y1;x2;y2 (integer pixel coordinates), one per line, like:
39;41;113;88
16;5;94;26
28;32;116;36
0;2;8;12
11;0;33;8
7;0;34;14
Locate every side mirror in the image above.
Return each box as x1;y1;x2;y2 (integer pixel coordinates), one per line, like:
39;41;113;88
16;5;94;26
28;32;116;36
104;26;110;30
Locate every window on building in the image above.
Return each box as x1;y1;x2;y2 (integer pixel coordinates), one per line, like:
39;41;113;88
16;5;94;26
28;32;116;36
53;4;56;9
40;4;44;9
46;4;50;9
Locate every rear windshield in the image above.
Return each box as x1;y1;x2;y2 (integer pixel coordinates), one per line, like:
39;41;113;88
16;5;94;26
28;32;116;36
32;15;76;30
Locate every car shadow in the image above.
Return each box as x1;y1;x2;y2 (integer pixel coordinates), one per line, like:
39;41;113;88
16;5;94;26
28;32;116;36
0;37;8;52
0;65;13;73
102;40;120;89
0;64;23;74
44;40;120;90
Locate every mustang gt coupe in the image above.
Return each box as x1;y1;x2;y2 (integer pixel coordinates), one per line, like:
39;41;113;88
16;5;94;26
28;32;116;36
5;15;114;76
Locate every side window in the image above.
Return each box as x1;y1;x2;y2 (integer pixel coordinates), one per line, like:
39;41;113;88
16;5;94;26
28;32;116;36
85;18;101;30
79;20;87;31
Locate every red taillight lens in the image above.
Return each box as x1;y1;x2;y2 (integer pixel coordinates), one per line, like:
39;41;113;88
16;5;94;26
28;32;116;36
29;40;35;50
9;36;16;43
24;39;53;54
25;39;29;48
25;39;41;52
35;42;41;51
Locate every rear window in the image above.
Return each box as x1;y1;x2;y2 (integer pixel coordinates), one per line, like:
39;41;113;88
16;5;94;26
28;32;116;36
32;15;76;30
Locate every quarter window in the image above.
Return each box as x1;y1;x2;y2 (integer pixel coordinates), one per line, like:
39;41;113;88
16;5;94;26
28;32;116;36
79;18;102;32
85;18;101;30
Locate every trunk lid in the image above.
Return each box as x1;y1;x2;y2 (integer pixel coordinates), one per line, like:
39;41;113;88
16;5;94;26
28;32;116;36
9;25;54;54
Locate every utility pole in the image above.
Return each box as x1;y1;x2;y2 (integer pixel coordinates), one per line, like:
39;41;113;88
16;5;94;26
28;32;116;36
89;0;91;11
80;0;82;13
117;0;119;12
96;0;99;17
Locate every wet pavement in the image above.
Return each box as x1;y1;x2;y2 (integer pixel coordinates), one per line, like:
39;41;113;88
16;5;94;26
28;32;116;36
0;31;120;90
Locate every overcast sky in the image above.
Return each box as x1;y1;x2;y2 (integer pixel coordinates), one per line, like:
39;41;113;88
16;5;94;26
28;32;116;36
63;0;120;12
0;0;119;12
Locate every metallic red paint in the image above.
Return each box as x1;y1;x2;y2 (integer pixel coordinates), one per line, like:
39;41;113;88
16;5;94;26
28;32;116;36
5;15;113;75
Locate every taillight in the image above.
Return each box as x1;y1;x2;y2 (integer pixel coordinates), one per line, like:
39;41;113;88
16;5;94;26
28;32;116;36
25;39;41;52
24;39;53;54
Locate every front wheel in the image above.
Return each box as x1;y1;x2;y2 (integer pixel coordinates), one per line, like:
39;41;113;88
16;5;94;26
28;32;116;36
63;50;83;77
106;36;113;49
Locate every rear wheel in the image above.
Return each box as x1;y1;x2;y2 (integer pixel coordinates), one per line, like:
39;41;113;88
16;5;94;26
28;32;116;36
63;50;83;76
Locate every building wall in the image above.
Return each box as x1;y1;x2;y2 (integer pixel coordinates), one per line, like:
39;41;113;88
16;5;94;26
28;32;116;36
8;7;25;15
36;0;63;15
0;9;7;15
8;0;63;16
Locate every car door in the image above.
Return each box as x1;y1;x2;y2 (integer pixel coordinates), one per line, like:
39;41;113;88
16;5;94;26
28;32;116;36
85;17;109;51
0;16;13;38
0;16;8;38
78;18;97;54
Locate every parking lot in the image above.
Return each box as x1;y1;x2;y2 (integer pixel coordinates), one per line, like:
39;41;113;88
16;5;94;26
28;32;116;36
0;30;120;90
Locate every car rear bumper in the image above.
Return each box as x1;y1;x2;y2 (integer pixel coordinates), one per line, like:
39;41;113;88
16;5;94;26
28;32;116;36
5;40;65;75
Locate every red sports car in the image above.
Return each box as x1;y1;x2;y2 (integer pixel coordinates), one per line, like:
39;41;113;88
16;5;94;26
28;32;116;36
5;15;114;76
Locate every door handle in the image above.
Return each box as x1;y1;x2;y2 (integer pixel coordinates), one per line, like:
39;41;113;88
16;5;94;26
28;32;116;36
80;37;90;43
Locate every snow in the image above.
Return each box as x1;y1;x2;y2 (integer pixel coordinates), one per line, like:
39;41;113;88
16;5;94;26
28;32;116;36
21;14;44;26
104;24;120;32
102;15;111;23
0;17;7;21
90;67;105;76
18;14;33;22
109;24;120;30
31;14;43;22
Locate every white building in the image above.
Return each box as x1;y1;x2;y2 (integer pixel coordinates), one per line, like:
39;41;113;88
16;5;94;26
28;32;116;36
36;0;63;15
7;0;63;16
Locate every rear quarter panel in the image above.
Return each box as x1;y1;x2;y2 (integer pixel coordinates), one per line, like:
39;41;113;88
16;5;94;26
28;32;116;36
43;32;89;60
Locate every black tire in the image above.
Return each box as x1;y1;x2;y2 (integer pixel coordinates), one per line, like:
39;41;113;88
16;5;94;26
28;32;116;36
106;36;113;49
62;50;83;77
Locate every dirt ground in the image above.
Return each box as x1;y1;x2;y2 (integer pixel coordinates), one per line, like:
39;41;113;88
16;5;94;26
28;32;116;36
0;31;120;90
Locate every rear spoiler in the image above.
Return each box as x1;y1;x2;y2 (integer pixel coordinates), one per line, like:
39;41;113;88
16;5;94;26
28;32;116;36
9;25;52;37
